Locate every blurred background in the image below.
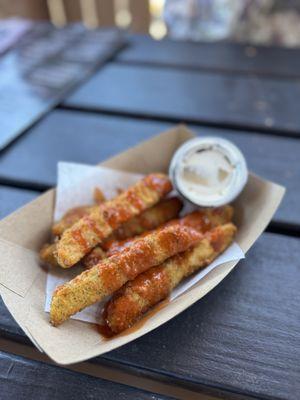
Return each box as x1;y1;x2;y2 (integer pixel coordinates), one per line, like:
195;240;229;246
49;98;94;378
1;0;300;46
1;0;300;150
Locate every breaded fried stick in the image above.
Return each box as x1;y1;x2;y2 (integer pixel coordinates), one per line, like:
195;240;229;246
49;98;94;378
55;174;172;268
109;197;183;243
50;224;201;326
41;197;182;268
41;205;93;268
82;197;183;268
167;206;233;232
52;206;93;237
106;206;233;257
40;243;58;267
104;223;236;335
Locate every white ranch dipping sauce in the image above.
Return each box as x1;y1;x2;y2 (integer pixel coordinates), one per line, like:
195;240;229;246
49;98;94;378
169;137;248;207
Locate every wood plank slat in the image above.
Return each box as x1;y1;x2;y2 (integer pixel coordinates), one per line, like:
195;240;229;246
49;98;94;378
118;35;300;79
0;110;297;226
0;351;172;400
64;63;300;135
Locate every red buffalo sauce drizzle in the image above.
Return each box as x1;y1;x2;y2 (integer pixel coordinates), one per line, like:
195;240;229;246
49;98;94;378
71;228;89;252
96;240;154;296
98;305;114;338
143;174;172;195
126;188;144;211
132;265;171;308
168;211;213;233
98;323;114;338
98;297;170;339
101;174;170;231
163;226;201;255
98;260;125;293
108;225;201;261
84;214;104;239
117;241;154;281
102;205;132;230
209;227;224;252
105;234;146;256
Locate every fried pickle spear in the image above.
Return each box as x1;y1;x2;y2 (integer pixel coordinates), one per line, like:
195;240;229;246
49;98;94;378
40;243;58;266
55;174;172;268
41;206;95;268
50;224;201;326
103;223;236;335
41;197;182;268
108;197;183;243
82;197;183;268
106;205;233;257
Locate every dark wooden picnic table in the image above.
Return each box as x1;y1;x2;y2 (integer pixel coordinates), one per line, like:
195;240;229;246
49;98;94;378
0;34;299;400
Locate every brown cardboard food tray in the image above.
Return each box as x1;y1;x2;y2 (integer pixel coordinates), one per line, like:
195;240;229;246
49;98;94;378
0;125;285;364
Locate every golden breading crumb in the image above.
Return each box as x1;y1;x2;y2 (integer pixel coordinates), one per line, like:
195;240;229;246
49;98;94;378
50;223;201;326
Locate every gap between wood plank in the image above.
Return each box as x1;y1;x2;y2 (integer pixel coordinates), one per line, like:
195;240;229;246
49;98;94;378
58;104;300;140
115;59;300;82
265;221;300;238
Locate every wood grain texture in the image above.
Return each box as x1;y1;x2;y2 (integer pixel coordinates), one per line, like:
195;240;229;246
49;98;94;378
118;35;300;78
0;231;298;399
0;110;298;226
0;351;172;400
64;63;300;135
